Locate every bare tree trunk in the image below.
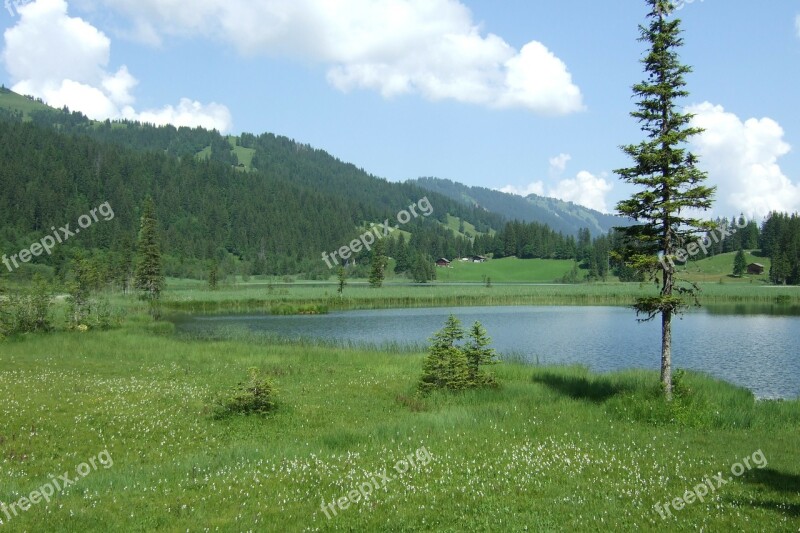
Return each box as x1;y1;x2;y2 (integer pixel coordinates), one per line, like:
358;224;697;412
661;308;672;401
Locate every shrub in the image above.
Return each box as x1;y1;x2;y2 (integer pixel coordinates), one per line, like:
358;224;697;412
2;275;53;335
213;367;277;418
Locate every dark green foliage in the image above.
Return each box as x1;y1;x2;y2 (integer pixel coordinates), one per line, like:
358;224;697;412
614;0;715;398
489;220;577;260
336;266;347;294
411;254;436;283
393;234;412;274
134;197;164;317
418;315;499;394
761;212;800;285
733;248;747;277
208;263;219;290
0;110;505;279
463;321;499;386
212;367;277;418
368;238;388;288
66;256;98;328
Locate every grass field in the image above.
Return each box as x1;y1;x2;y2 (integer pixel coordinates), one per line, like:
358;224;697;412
228;136;256;170
0;89;53;119
678;250;770;283
434;257;575;283
1;315;798;531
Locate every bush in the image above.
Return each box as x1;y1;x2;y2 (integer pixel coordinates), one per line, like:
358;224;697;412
1;275;53;336
212;367;277;418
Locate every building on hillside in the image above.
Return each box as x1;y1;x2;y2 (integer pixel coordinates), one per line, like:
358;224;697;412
747;263;765;275
436;258;451;268
470;255;488;263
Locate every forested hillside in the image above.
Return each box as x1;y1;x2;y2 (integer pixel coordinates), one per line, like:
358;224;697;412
0;91;505;280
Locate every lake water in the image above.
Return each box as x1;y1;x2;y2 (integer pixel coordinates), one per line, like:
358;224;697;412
173;305;800;400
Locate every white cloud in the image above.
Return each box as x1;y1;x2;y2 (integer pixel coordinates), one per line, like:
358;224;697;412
687;102;799;219
126;98;233;132
499;168;613;213
2;0;232;131
548;171;613;213
87;0;584;114
548;153;571;176
498;181;545;197
796;14;800;38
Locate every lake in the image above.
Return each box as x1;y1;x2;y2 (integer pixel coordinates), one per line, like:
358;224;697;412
173;305;800;400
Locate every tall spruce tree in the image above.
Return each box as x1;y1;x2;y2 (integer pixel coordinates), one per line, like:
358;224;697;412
368;238;388;288
615;0;715;399
134;197;164;317
733;248;747;277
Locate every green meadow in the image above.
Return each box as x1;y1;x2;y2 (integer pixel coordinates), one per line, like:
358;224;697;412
2;270;799;531
0;89;52;119
433;257;575;283
1;307;798;531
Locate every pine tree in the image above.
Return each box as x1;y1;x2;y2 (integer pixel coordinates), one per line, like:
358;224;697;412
337;266;347;295
394;234;411;274
67;256;97;328
134;197;164;318
614;0;716;399
419;315;466;393
411;254;435;283
368;238;388;288
770;253;790;285
733;248;747;277
464;321;499;386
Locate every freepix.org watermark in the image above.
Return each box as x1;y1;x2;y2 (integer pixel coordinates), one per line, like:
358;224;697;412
2;201;115;273
0;449;113;526
659;217;748;271
654;449;767;520
321;197;433;269
320;446;433;520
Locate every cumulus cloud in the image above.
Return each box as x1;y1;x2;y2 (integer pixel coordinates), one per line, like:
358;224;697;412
548;153;572;176
2;0;232;131
86;0;584;114
498;181;545;197
687;102;799;219
126;99;233;131
548;171;613;213
499;168;613;213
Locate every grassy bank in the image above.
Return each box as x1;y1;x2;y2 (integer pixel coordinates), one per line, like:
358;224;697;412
159;279;800;314
1;319;798;531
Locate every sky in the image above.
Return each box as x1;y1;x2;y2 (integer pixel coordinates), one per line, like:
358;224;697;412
1;0;799;220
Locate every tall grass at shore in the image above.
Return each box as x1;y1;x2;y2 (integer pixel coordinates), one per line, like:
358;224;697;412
159;280;800;314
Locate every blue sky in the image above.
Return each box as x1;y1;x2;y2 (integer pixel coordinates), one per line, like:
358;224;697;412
2;0;799;219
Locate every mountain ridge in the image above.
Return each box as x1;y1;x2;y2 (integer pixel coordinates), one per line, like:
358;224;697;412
409;177;628;236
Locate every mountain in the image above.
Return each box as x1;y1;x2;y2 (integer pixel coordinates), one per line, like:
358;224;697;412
410;177;629;237
0;89;504;279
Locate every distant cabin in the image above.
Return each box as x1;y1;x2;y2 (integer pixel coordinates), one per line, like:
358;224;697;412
471;255;488;263
747;263;765;275
436;258;451;268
